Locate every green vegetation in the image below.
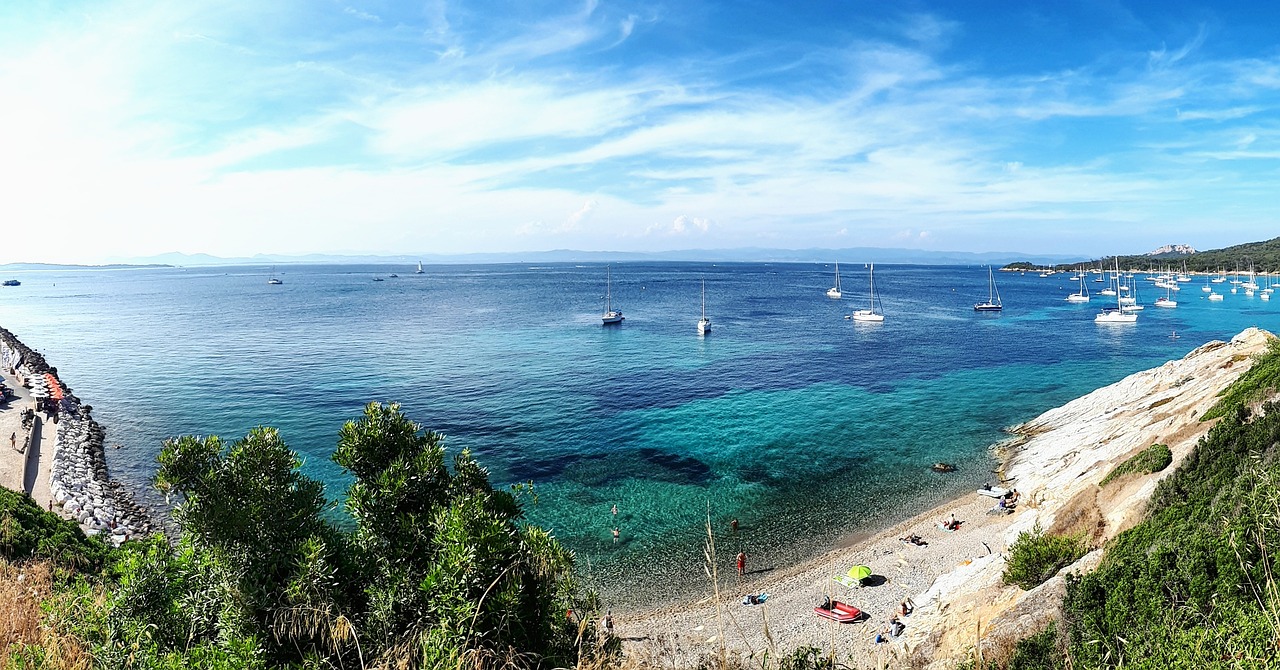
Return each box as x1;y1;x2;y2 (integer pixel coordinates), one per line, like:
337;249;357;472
1001;262;1037;271
1201;336;1280;420
1002;524;1088;591
1098;443;1172;487
4;402;609;669
985;335;1280;668
1061;400;1280;666
0;487;108;570
958;623;1064;670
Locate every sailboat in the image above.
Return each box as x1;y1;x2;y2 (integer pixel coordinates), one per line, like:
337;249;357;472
415;261;424;274
1096;259;1136;323
698;279;711;335
267;267;283;285
602;266;624;325
974;266;1002;312
826;262;842;299
1065;271;1090;302
1154;280;1177;308
850;263;885;322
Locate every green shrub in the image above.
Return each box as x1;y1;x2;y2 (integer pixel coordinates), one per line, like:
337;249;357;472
1201;337;1280;420
1002;524;1087;591
1099;443;1173;487
0;487;109;571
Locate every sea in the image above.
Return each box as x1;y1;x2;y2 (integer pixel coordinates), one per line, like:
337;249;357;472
0;263;1275;604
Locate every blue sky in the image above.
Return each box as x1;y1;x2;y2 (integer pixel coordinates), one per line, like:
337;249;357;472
2;1;1279;263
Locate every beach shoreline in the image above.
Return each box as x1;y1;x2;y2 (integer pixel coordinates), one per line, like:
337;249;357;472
621;328;1275;669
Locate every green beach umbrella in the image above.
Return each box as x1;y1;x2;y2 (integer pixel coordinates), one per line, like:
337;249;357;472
847;565;872;581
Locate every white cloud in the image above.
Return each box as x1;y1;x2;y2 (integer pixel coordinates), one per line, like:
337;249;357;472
645;215;712;237
4;4;1280;263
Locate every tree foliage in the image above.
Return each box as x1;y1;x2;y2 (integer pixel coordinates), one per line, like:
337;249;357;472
0;486;108;571
1002;524;1088;591
45;402;606;669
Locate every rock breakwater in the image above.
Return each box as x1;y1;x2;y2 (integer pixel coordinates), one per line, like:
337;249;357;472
1;327;155;544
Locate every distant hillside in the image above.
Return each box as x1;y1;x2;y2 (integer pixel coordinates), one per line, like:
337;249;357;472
1003;236;1280;272
111;247;1085;267
1113;236;1280;272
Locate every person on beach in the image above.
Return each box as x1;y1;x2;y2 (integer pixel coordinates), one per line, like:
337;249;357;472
8;431;14;450
603;611;614;632
736;551;746;576
1008;489;1020;505
612;527;620;543
730;517;739;533
890;615;905;637
899;598;914;617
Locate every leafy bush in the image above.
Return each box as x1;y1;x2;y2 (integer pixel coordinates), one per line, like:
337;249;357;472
66;403;608;669
1063;397;1280;666
1098;443;1172;487
1201;337;1280;420
0;487;109;571
1002;524;1087;591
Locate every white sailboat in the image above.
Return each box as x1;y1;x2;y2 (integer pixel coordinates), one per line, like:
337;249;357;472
697;279;711;335
1065;271;1090;302
1154;280;1177;308
267;267;283;285
1096;259;1136;322
850;263;885;322
974;266;1002;311
601;266;624;325
415;261;424;274
826;262;842;299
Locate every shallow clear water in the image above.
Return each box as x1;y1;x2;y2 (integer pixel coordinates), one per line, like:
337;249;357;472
0;264;1274;604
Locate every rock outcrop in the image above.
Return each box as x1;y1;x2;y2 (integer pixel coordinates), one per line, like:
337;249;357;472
903;327;1275;667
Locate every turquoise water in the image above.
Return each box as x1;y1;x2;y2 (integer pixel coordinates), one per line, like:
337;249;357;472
0;264;1275;603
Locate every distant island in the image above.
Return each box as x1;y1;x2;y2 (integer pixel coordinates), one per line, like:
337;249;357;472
0;262;172;270
1002;235;1280;273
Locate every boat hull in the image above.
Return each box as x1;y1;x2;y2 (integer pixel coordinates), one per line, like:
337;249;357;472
973;303;1002;312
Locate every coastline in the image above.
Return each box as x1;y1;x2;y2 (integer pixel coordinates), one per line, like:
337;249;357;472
0;327;156;542
623;327;1276;668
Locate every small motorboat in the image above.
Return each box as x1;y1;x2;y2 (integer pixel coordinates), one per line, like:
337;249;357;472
977;485;1009;498
814;599;863;623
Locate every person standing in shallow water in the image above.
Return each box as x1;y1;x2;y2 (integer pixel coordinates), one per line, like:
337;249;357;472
736;551;745;576
612;527;620;543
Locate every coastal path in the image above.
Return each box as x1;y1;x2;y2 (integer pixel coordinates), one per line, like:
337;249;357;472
0;367;55;509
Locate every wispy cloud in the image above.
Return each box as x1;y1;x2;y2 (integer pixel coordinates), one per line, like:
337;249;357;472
3;2;1280;263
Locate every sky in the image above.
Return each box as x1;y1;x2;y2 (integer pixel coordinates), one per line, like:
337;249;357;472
2;0;1280;264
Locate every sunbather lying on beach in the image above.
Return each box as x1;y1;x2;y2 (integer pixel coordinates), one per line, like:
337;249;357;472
899;534;928;546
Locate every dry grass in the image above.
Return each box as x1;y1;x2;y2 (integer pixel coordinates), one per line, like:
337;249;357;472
1046;488;1104;544
0;559;92;670
1;559;52;661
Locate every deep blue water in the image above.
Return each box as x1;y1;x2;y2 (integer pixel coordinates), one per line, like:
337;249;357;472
1;263;1276;603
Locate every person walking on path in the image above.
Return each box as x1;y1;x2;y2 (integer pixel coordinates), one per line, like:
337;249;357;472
736;551;746;576
9;431;15;451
